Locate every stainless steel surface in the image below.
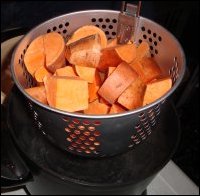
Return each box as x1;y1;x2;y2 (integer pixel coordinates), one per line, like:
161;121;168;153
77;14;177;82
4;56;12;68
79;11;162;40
10;10;186;157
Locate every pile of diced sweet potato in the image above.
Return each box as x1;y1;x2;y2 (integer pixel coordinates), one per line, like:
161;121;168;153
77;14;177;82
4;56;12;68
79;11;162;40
24;25;172;114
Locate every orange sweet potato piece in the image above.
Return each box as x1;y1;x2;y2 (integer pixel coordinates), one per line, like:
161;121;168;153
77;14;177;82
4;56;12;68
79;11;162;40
98;62;138;104
143;77;172;106
115;43;136;63
84;100;110;115
118;77;146;110
88;71;102;102
35;66;52;83
24;35;45;77
55;66;77;77
66;34;102;68
109;104;126;114
25;86;47;104
67;25;107;48
75;65;96;83
44;32;66;73
107;67;116;77
135;41;150;61
44;76;88;112
99;97;111;106
130;57;162;83
97;47;122;72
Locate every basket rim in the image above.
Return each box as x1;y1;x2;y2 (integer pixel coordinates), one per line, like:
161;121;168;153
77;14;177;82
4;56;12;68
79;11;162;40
11;9;186;119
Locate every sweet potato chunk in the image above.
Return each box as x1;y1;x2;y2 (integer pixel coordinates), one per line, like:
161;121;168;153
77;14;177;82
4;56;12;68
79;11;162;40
55;66;77;77
98;62;138;104
130;57;162;83
35;66;52;83
135;41;150;60
84;100;109;115
44;76;88;112
67;25;107;48
44;32;66;73
66;34;102;68
25;86;47;104
107;67;116;77
24;35;45;77
143;77;172;106
109;104;126;114
75;65;96;83
118;77;146;110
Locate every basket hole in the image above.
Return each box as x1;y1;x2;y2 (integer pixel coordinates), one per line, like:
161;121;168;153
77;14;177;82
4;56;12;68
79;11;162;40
58;31;61;34
74;130;81;135
94;131;101;137
147;29;151;34
109;25;113;29
78;125;85;130
68;124;75;129
21;54;23;59
53;26;57;31
139;39;142;44
70;134;76;139
47;29;51;33
143;34;147;39
108;37;112;40
83;120;90;125
158;36;162;41
80;136;86;141
83;131;90;136
155;49;158;54
98;18;103;22
89;146;95;150
96;24;100;27
150;46;153;50
65;22;69;27
59;24;63;29
139;112;145;118
153;33;157;37
94;142;100;146
19;59;21;64
105;31;109;35
105;18;110;23
93;121;101;126
91;18;96;22
112;32;116;36
67;137;72;142
75;139;82;145
23;49;26;54
85;150;91;154
154;41;157;46
141;26;145;31
88;126;95;131
112;19;117;23
151;54;154;58
149;38;152;42
68;146;74;151
89;137;95;142
63;29;67;34
102;24;106;29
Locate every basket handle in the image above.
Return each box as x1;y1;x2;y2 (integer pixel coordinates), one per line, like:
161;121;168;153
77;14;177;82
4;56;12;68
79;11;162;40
117;1;142;44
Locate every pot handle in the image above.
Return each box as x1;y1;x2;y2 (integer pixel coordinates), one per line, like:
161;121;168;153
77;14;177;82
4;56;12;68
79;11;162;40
1;103;33;188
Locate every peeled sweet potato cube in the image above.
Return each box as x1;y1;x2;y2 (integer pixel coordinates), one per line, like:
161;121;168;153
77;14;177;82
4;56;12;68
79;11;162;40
98;62;138;104
97;47;122;72
118;77;146;110
88;71;102;102
130;57;162;83
75;65;96;83
67;25;107;48
44;32;66;73
24;35;45;77
66;34;102;68
99;97;111;106
135;41;150;60
109;104;126;114
115;43;137;63
44;76;88;112
143;77;172;106
55;66;77;77
25;86;47;104
84;100;110;115
35;66;52;83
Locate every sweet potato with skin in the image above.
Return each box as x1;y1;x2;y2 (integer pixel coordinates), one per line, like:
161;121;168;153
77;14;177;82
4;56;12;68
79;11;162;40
97;47;122;72
130;57;162;83
98;62;138;104
44;76;88;112
55;66;77;77
35;66;52;83
66;34;102;68
75;65;96;83
118;77;146;110
44;32;66;73
25;86;47;104
24;35;45;77
67;25;107;48
109;104;126;114
143;77;172;106
84;100;110;115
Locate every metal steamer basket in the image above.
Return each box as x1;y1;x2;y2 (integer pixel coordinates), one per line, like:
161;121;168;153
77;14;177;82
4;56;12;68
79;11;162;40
11;10;186;158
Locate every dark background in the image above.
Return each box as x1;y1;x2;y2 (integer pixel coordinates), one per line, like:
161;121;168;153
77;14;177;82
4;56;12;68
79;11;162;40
1;1;199;186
